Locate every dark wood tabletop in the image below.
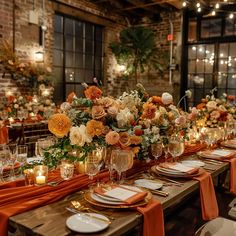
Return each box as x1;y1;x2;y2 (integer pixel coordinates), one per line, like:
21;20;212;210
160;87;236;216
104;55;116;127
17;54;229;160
9;155;230;236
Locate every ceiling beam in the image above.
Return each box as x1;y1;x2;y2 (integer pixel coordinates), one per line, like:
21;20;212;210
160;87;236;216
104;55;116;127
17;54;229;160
127;0;161;14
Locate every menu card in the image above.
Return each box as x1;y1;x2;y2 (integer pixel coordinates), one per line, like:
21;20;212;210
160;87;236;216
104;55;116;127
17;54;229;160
104;187;138;201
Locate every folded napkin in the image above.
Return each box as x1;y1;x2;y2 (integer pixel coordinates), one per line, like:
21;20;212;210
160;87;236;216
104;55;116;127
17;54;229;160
94;185;147;205
0;126;8;145
159;162;199;175
221;140;236;148
193;171;219;220
199;149;236;160
137;198;164;236
223;158;236;194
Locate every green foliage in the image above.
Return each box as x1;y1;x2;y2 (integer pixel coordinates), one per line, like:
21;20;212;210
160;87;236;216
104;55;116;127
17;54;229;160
110;26;168;82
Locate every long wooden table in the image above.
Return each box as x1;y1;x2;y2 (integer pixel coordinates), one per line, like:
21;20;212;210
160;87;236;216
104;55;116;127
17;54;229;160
8;155;230;236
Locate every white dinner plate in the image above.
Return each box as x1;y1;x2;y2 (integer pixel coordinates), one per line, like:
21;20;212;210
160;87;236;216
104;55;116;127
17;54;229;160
66;213;109;233
180;160;205;168
91;193;125;205
134;179;163;190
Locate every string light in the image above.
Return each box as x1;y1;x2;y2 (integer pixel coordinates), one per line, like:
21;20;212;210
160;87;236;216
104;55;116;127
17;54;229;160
196;2;200;8
229;13;234;19
182;1;187;7
197;7;201;13
215;3;220;9
224;0;228;2
211;10;216;16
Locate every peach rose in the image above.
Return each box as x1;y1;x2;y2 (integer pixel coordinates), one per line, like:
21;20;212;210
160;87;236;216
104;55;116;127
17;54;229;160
96;97;114;108
141;103;157;120
84;86;102;100
130;135;142;145
91;106;106;119
105;131;120;145
86;120;104;137
107;106;119;117
119;132;130;148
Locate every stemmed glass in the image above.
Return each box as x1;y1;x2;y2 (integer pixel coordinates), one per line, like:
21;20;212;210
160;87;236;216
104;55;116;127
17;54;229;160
17;145;28;177
103;147;115;182
7;143;17;180
161;136;169;162
84;153;101;191
204;128;218;148
0;111;8;122
151;141;163;160
35;137;54;159
17;109;28;122
168;136;185;162
0;144;8;182
111;149;133;183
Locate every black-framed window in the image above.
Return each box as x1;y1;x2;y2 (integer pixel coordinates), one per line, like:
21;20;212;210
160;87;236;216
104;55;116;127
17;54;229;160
53;14;104;103
181;9;236;107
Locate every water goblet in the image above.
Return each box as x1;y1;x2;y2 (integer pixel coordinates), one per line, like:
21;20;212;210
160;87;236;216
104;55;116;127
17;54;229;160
0;144;8;182
17;145;28;177
111;149;133;183
168;136;185;162
7;143;17;180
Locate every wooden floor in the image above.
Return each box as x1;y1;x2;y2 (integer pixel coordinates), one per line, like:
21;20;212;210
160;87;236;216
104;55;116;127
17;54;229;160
165;187;235;236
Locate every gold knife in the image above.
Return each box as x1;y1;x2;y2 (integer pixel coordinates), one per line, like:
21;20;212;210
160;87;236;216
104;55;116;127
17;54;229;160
66;207;111;224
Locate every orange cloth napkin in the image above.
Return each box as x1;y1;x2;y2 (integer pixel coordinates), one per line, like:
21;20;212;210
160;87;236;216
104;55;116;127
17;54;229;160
94;185;147;205
0;126;8;144
0;170;109;236
223;158;236;194
193;170;219;220
137;198;164;236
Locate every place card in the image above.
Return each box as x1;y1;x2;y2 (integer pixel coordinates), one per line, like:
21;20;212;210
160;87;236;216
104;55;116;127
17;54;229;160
167;163;195;173
134;179;163;190
211;149;233;156
104;187;137;201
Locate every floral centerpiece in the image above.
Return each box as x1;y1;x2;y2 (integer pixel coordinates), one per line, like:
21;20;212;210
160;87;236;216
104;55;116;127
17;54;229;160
43;84;192;168
196;89;235;128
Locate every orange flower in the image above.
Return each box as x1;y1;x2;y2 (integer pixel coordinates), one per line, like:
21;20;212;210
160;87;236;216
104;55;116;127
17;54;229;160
151;96;162;105
196;103;206;110
130;135;142;145
119;132;130;148
84;86;102;100
227;95;235;101
7;95;15;103
134;128;143;136
91;106;106;119
141;103;157;119
48;114;72;138
67;92;76;103
105;131;120;145
86;120;104;137
132;146;140;155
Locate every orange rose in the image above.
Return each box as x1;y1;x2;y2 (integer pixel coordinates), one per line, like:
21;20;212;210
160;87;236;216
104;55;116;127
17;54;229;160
151;96;162;104
105;131;120;145
130;135;142;145
84;86;102;100
48;113;72;138
91;106;106;119
67;92;76;103
196;103;206;109
119;132;130;148
227;95;235;101
86;120;104;137
141;103;157;119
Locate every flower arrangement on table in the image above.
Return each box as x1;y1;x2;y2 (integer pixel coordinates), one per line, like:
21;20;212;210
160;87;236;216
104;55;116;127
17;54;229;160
43;84;193;168
196;90;235;128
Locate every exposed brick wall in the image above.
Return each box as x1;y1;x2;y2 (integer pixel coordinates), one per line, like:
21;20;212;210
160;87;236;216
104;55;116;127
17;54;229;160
0;0;182;101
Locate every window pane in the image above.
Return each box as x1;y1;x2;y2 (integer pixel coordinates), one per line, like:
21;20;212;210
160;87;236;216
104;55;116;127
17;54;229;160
85;23;94;39
228;74;236;88
75;38;84;53
65;36;74;51
75;53;84;68
54;15;63;33
85;40;93;54
53;50;63;66
53;67;63;83
95;56;102;70
225;18;236;36
75;21;84;37
196;60;204;73
65;52;75;67
75;85;85;97
85;55;93;69
201;19;221;38
95;41;102;56
84;70;94;83
75;69;85;83
54;33;63;50
65;18;74;35
188;60;195;73
204;74;213;88
188;19;197;42
229;43;236;57
217;73;227;88
66;84;76;97
65;68;75;82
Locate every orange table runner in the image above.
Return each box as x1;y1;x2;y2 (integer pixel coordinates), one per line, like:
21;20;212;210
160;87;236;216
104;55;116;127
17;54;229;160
0;126;8;144
193;170;219;220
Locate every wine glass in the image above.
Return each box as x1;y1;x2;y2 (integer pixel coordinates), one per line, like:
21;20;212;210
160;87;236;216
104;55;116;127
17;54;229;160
204;128;219;148
84;153;101;191
35;137;54;158
7;143;17;180
111;149;133;183
0;144;8;182
151;141;163;160
103;147;115;182
161;136;169;162
0;111;8;122
17;145;28;177
168;136;185;162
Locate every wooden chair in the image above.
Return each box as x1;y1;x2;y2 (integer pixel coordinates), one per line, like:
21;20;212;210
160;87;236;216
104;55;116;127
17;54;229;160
195;217;236;236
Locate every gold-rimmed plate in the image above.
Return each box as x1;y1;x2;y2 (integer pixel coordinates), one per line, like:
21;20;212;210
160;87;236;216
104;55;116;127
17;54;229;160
84;188;152;209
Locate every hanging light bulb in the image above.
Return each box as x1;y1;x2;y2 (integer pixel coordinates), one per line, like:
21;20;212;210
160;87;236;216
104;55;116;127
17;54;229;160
212;10;216;16
215;3;220;9
197;7;201;13
229;13;234;19
224;0;228;2
182;1;187;7
196;2;200;8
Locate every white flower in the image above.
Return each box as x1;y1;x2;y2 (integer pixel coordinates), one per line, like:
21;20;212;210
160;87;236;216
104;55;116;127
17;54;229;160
206;101;217;111
18;96;23;100
69;125;92;146
161;92;173;105
116;108;134;128
14;104;19;109
60;102;71;112
185;90;192;98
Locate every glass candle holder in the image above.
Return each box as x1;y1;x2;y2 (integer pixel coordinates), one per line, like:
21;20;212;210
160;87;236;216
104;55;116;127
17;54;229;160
60;163;74;180
33;165;48;186
23;168;34;186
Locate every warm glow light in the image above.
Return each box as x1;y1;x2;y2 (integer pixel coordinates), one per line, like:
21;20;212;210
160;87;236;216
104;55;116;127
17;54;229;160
197;7;201;12
34;51;44;62
5;90;13;96
192;46;196;51
182;1;187;7
212;10;216;16
42;89;50;97
224;0;228;2
215;3;220;9
229;13;234;19
196;2;200;8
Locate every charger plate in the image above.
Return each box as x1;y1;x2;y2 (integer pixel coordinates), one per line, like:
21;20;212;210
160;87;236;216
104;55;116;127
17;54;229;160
84;188;152;209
